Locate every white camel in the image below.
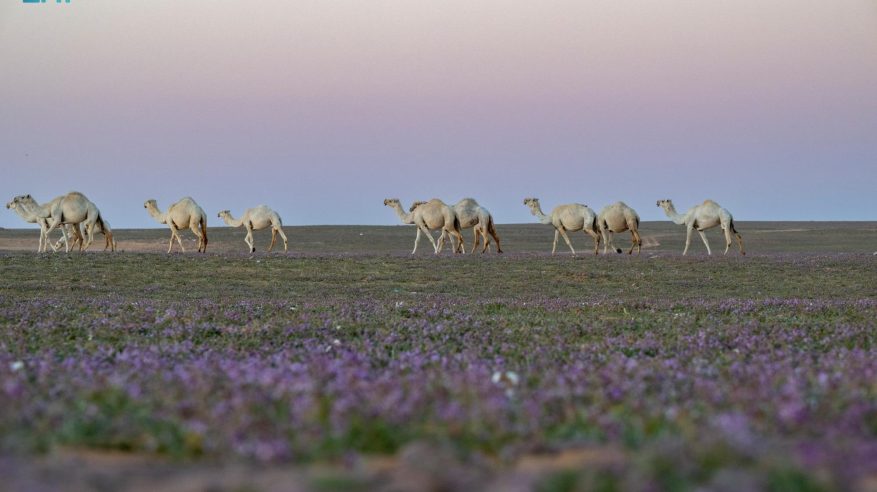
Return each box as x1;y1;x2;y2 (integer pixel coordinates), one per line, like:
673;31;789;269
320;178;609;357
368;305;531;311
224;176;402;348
14;193;103;252
6;195;73;252
144;197;208;253
450;198;502;254
657;199;745;255
384;198;464;254
217;206;288;253
597;202;642;255
523;197;601;255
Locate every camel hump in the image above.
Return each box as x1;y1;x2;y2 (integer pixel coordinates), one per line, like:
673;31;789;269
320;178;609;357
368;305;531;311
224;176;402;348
409;201;428;212
703;199;719;206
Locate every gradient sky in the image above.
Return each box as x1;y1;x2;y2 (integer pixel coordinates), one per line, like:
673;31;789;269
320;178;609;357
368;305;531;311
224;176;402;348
1;0;875;228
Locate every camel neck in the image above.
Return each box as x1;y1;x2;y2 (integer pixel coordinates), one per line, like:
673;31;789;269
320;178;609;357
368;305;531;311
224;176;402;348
391;203;414;224
663;205;686;225
146;204;167;224
222;214;244;227
529;204;552;225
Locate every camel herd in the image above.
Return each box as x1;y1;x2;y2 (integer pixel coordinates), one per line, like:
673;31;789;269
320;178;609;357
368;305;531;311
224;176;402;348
4;192;746;256
383;197;744;256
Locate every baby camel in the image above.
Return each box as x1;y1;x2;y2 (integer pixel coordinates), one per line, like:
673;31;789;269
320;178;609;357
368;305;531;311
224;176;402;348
217;206;288;253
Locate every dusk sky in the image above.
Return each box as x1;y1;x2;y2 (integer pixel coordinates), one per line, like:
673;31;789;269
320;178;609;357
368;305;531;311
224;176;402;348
2;0;875;228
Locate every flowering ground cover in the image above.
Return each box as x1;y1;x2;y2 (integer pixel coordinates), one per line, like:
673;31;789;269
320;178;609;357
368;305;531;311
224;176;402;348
1;235;876;490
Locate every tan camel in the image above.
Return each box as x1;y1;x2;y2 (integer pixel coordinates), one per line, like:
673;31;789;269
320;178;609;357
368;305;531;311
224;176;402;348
144;197;208;253
384;198;464;254
451;198;502;254
217;206;288;253
657;199;745;255
523;198;601;255
597;202;642;255
14;193;103;252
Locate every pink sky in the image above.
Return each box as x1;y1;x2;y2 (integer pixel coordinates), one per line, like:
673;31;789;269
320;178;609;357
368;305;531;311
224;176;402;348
1;0;876;227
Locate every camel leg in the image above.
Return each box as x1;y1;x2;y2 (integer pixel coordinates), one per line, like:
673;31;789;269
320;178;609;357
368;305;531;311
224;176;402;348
489;224;502;254
51;226;66;252
698;230;712;255
559;229;576;255
276;226;289;252
480;228;489;254
552;229;559;255
190;222;206;253
412;228;422;254
722;226;733;255
455;230;465;254
470;228;479;254
169;226;185;253
72;224;85;252
245;228;255;253
44;217;64;253
268;228;277;252
629;228;641;255
683;226;693;256
436;230;445;254
419;225;439;254
585;228;601;255
82;223;95;251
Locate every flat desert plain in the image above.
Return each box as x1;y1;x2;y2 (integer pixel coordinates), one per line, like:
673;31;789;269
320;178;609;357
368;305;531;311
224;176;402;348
1;222;876;491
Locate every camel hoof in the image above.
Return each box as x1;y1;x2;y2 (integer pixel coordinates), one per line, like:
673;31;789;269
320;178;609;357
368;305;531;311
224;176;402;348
615;248;622;254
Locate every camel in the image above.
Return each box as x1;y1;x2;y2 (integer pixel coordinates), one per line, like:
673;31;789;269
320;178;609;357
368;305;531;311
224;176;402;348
57;219;116;252
450;198;502;254
144;197;208;253
8;193;111;253
383;198;464;254
6;195;74;252
217;206;288;253
657;199;745;255
13;193;104;252
597;202;642;255
523;198;601;255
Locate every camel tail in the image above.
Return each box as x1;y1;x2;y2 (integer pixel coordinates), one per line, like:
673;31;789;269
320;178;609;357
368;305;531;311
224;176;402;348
730;219;745;255
200;216;208;252
96;215;114;251
487;215;503;253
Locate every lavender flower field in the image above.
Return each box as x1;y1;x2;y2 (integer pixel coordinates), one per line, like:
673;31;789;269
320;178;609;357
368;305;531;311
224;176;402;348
1;224;876;491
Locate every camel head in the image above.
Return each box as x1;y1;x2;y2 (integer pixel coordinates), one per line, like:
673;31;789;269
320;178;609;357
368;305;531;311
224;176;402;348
217;210;231;219
523;197;541;211
383;198;400;207
409;201;428;212
656;199;673;210
143;199;157;210
12;194;35;208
